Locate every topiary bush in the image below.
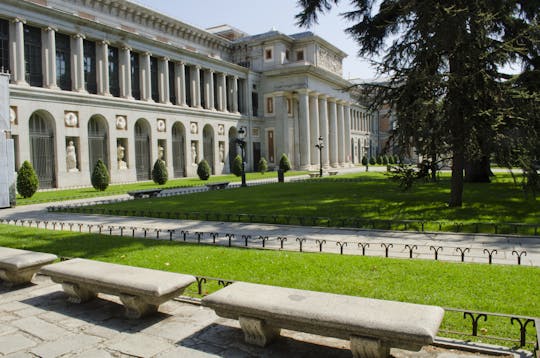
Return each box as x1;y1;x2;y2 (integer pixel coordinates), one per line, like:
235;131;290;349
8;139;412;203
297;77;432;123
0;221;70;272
232;154;243;177
369;156;376;165
91;159;110;191
383;155;389;165
361;156;368;166
197;159;211;180
376;155;383;165
16;160;39;198
279;153;291;173
388;156;395;164
259;157;268;175
152;159;168;185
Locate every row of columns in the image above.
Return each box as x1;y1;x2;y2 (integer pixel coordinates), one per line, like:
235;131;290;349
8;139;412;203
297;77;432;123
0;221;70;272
9;18;241;113
295;90;351;170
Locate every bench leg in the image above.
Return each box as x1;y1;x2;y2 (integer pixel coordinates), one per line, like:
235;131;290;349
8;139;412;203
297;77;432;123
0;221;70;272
120;294;157;319
61;282;97;303
350;336;390;358
0;269;35;287
238;316;280;347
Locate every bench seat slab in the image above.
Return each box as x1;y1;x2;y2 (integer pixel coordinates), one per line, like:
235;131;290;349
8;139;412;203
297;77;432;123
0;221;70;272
41;258;196;318
202;282;444;356
0;247;58;286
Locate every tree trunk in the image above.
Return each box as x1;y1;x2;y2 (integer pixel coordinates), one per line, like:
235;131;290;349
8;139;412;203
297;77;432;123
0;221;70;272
464;156;491;182
430;153;437;182
449;150;464;207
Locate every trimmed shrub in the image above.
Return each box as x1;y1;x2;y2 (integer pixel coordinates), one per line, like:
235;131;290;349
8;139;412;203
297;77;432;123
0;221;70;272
232;154;243;177
197;159;211;180
279;153;291;172
376;155;383;165
369;156;376;165
383;155;389;165
258;157;268;174
388;156;395;164
152;159;168;185
91;159;110;191
16;160;39;198
361;156;368;166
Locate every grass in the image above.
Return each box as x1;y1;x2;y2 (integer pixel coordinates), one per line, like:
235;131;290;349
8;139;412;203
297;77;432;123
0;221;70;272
85;172;539;234
16;171;307;205
0;224;537;350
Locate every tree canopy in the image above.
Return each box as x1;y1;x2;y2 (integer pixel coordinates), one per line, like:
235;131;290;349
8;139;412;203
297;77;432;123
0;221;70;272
296;0;539;206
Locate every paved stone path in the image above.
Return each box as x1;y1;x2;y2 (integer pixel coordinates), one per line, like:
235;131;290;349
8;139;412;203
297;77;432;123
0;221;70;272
0;275;526;357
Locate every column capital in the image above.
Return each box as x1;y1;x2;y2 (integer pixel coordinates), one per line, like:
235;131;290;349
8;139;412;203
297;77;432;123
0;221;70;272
233;75;238;80
143;51;152;57
73;33;86;40
99;40;110;46
318;93;328;100
43;26;57;32
12;18;26;25
309;91;320;97
194;64;201;70
121;45;132;51
272;91;289;97
327;97;337;103
161;56;169;62
296;88;310;95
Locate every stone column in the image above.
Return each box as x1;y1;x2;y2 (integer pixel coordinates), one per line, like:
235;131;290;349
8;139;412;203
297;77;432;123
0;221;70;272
298;89;311;170
71;33;86;92
344;103;352;166
232;76;239;113
11;18;26;85
275;92;289;160
218;73;226;112
119;46;132;99
190;65;201;108
309;92;320;166
328;98;338;168
318;95;329;168
43;27;57;89
140;51;151;101
159;57;170;104
337;101;345;166
97;40;110;96
204;69;214;110
175;61;186;106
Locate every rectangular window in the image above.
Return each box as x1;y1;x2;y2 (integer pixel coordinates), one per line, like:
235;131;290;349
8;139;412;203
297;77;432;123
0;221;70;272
252;92;258;117
264;47;273;61
150;56;158;102
0;19;9;72
24;25;42;87
83;40;97;94
296;50;304;61
55;32;71;90
108;46;119;97
168;61;175;104
266;97;273;114
130;51;140;100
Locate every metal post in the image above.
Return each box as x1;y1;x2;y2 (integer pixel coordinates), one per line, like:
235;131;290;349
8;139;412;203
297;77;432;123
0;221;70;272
315;136;324;177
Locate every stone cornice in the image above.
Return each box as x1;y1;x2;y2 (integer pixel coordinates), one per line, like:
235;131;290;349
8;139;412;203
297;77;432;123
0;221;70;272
264;64;352;89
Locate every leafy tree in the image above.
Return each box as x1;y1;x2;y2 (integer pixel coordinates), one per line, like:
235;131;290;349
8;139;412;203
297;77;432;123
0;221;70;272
197;159;211;180
16;161;39;198
151;159;168;185
91;159;109;191
258;157;268;174
296;0;539;206
279;153;291;172
231;154;243;177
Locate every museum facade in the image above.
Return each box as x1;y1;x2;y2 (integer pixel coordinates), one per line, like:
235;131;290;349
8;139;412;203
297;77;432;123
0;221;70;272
0;0;378;188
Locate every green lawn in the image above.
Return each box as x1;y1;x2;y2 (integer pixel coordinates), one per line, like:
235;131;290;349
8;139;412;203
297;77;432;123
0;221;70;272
16;171;307;205
0;224;537;349
83;172;539;234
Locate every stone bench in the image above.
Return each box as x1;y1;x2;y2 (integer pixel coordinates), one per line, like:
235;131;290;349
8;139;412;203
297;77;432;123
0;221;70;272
40;258;196;318
0;247;57;287
202;282;444;358
308;172;320;178
206;182;230;190
328;170;338;176
127;188;162;199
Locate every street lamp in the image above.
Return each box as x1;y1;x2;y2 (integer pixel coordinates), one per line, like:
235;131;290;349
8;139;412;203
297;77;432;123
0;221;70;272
364;145;369;172
315;136;324;177
236;127;247;187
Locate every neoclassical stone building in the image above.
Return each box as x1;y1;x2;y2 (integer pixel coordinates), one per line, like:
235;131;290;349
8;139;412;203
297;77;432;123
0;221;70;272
0;0;378;189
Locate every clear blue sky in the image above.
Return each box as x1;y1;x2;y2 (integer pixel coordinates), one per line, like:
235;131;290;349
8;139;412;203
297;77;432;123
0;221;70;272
134;0;377;80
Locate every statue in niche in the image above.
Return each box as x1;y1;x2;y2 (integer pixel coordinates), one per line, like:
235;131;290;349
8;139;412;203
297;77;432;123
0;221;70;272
219;142;225;163
117;144;128;170
66;141;79;172
158;145;165;162
191;142;198;164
